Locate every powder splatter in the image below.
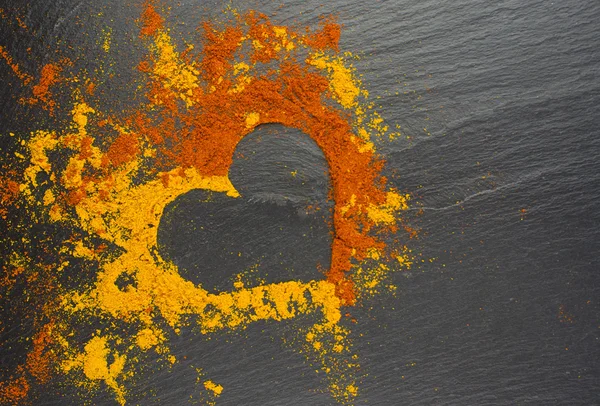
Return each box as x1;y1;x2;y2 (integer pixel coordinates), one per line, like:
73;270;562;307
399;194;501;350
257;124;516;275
24;63;63;114
0;372;30;405
0;3;416;405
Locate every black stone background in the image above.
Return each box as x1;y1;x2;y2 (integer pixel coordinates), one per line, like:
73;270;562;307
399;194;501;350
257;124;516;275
0;0;599;404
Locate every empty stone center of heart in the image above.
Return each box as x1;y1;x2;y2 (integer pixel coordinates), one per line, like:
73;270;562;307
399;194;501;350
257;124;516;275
157;124;333;292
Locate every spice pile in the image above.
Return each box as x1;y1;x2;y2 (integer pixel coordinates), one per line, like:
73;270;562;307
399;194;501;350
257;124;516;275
0;2;415;404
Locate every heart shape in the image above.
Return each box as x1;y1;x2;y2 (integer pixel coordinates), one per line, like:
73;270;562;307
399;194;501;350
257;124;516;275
158;124;333;292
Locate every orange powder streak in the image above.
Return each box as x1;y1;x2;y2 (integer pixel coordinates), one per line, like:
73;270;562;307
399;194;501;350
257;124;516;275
0;322;57;403
25;321;56;385
0;172;20;219
201;22;244;80
304;18;341;51
0;370;30;405
22;63;63;114
103;132;140;167
0;45;33;85
139;0;164;38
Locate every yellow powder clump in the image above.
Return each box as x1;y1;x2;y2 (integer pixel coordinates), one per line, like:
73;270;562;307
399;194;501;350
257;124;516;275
151;30;199;107
308;52;361;109
48;204;63;221
366;190;410;225
346;384;358;397
62;157;85;189
203;380;223;396
71;241;96;259
65;336;128;405
245;112;260;129
272;26;295;51
72;102;95;134
229;62;252;94
22;130;57;188
233;61;250;74
339;190;409;227
43;189;55;205
135;327;165;350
